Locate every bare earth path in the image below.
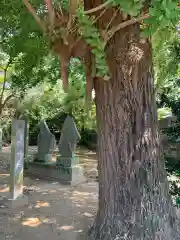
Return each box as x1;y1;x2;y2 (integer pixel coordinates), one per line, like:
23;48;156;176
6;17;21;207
0;147;98;240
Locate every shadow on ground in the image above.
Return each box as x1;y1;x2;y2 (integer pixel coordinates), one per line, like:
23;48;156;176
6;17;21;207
0;147;98;240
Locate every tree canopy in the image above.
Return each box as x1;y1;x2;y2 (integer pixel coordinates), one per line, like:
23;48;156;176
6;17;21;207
1;0;179;96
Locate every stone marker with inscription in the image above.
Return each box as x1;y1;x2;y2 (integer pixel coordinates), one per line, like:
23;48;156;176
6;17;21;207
35;120;56;163
25;117;85;185
5;119;28;208
57;115;81;166
56;115;85;184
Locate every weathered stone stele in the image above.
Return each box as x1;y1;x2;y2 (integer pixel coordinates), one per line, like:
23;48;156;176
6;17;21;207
57;115;81;166
58;115;81;157
6;119;28;208
35;120;56;163
56;115;85;184
26;117;85;185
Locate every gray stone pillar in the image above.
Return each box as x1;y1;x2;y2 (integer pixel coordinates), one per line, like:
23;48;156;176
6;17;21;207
8;119;28;207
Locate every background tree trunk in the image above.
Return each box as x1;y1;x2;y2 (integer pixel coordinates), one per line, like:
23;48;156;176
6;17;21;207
86;2;179;239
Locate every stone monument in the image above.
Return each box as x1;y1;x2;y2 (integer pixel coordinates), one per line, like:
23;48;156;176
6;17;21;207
20;116;29;169
5;119;28;208
35;120;56;163
57;115;81;166
25;117;85;185
55;115;85;184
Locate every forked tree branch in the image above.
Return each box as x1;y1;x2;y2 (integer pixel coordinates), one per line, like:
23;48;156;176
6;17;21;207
0;65;5;70
23;0;46;32
84;0;113;14
67;0;81;30
104;14;150;43
2;94;14;107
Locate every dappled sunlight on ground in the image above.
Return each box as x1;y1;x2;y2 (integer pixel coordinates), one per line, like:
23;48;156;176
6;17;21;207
48;189;57;193
0;186;9;193
34;201;50;208
70;190;98;203
58;225;74;231
22;218;42;227
0;173;9;177
0;146;98;240
0;178;98;239
83;212;94;217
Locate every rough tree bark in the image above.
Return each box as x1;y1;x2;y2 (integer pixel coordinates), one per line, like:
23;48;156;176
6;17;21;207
86;1;179;240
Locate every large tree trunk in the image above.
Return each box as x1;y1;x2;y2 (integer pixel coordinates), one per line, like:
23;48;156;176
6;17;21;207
86;2;179;240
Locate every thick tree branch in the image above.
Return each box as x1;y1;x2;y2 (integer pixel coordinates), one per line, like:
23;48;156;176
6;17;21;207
0;65;5;70
23;0;46;32
84;0;113;14
2;94;14;107
44;0;54;28
3;59;11;72
67;0;81;31
104;14;150;43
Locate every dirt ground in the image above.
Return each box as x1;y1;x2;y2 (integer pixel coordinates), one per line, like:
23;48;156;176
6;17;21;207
0;147;98;240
